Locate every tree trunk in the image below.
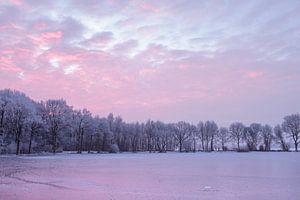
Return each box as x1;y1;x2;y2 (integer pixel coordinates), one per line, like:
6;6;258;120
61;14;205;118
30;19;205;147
16;138;20;155
79;129;84;153
16;126;22;155
102;134;106;151
179;140;182;152
28;130;33;154
210;136;214;151
88;135;93;153
52;134;56;153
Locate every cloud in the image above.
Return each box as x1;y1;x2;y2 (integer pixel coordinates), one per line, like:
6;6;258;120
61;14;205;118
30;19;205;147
0;0;299;125
246;71;264;79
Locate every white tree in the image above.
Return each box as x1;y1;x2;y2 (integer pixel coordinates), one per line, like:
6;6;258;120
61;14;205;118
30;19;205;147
229;122;245;151
72;109;93;153
173;121;190;152
218;127;229;151
113;116;124;150
145;120;156;152
244;123;261;151
274;125;289;151
197;121;205;151
204;120;218;151
130;122;141;152
93;116;110;152
189;125;198;152
261;124;273;151
0;90;11;153
27;102;44;154
42;99;72;153
282;114;300;152
2;90;36;154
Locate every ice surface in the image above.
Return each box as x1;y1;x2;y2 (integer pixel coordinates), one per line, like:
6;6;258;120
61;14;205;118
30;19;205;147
1;152;300;200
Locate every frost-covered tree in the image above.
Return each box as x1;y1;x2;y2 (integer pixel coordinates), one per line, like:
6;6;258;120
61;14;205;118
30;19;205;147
197;121;205;151
261;124;273;151
173;121;191;152
106;113;115;149
274;125;289;151
189;125;198;152
218;127;229;151
0;90;12;153
197;121;218;152
1;88;300;155
93;116;110;152
113;116;124;150
72;109;93;153
1;90;36;154
145;120;156;152
229;122;245;151
204;121;218;151
27;102;44;154
42;99;72;153
152;121;165;152
282;114;300;151
130;122;142;152
244;123;261;151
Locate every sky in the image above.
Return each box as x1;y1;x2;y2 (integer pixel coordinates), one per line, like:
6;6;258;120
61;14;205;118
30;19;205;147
0;0;299;126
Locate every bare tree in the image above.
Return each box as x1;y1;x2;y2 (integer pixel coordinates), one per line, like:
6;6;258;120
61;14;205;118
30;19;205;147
229;122;245;151
94;116;109;152
0;90;11;153
197;121;205;151
205;121;218;151
27;103;44;154
113;116;124;151
43;99;72;153
274;125;289;151
174;121;190;152
218;127;229;151
2;88;300;155
73;109;93;153
189;125;198;152
4;91;35;155
130;122;141;152
261;124;273;151
244;123;261;151
145;120;156;152
282;114;300;152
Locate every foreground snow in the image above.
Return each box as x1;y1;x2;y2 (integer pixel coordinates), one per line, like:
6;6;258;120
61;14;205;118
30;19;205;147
1;152;299;200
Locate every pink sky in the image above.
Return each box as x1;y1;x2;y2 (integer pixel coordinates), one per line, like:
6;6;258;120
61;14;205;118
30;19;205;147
0;0;299;126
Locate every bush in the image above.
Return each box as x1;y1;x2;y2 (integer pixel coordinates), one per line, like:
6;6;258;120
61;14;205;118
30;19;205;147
109;144;120;153
259;145;265;151
237;147;249;152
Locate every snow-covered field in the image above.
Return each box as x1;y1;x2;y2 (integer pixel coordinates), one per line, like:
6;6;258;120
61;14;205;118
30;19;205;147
1;152;299;200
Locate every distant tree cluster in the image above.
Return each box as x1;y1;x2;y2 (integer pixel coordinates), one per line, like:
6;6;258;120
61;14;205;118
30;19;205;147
0;89;299;155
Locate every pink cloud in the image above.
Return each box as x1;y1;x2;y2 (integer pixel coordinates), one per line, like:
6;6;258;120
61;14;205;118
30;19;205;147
139;2;160;13
83;32;113;48
246;71;264;79
0;0;299;126
41;31;62;40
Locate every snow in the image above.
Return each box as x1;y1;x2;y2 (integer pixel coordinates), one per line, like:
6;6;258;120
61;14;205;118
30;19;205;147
1;152;300;200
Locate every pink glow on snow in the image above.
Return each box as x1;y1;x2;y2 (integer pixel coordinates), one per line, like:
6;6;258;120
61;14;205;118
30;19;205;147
1;153;300;200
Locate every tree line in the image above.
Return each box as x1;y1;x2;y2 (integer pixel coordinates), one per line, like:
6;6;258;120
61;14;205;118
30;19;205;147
0;89;299;155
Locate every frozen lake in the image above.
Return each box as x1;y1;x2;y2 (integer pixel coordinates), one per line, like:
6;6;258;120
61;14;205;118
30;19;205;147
1;152;299;200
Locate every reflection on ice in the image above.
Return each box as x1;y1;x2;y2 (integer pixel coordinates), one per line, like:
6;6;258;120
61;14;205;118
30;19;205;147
1;152;300;200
